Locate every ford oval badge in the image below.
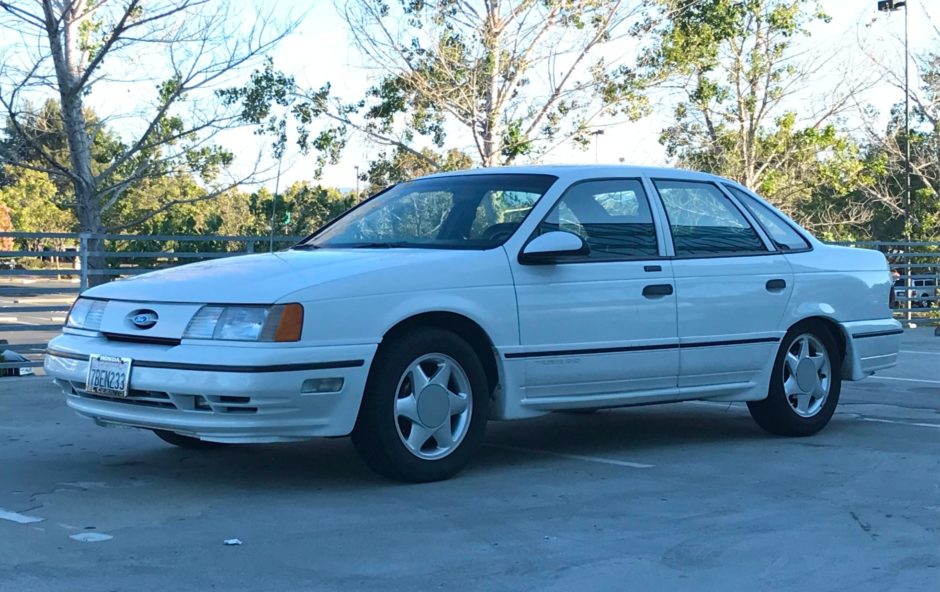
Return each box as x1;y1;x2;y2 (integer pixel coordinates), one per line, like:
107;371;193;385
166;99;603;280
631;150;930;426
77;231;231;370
130;310;158;329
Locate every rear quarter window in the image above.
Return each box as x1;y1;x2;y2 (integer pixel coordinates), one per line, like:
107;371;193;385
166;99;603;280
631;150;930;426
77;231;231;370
724;185;811;251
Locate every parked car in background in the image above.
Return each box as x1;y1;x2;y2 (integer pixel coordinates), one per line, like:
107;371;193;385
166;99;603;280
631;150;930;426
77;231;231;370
893;274;938;309
44;165;902;482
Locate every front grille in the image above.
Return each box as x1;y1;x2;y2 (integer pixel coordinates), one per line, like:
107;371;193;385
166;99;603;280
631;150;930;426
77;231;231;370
102;332;182;346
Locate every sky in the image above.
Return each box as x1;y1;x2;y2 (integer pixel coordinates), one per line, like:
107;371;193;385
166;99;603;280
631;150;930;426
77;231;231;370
3;0;938;192
251;0;939;190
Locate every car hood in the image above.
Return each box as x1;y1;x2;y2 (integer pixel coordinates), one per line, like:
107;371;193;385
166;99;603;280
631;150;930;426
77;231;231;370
84;248;501;304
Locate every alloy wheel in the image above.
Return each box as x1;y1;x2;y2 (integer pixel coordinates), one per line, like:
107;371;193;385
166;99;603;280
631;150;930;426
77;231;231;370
393;353;473;460
781;333;831;418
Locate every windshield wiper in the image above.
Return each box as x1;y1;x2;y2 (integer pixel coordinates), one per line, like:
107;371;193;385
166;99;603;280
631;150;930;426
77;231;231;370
340;242;410;249
291;244;321;250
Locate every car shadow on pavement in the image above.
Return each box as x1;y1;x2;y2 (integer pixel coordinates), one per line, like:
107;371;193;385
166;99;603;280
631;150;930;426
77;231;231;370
64;404;806;488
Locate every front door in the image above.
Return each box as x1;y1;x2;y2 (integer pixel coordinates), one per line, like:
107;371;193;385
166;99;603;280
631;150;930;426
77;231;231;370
509;178;679;406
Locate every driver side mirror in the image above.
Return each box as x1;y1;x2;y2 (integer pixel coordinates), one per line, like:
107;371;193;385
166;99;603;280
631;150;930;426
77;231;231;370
519;231;589;265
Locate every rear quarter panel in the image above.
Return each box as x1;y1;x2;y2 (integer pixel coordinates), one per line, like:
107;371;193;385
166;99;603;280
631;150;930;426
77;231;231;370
783;245;893;326
784;244;900;380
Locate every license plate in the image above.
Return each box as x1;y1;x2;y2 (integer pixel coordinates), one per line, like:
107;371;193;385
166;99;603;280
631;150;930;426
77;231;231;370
85;355;132;398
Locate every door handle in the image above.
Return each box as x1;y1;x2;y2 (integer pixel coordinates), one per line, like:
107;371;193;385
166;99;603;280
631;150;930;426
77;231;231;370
766;279;787;292
642;284;673;298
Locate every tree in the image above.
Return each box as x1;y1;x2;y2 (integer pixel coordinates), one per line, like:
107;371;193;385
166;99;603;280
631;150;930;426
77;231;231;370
2;100;125;197
0;0;296;283
0;166;74;239
859;17;940;241
249;182;356;238
651;0;875;237
0;203;12;252
224;0;661;175
364;147;474;192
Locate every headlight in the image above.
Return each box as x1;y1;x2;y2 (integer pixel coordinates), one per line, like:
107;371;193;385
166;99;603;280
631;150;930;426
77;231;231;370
66;298;107;331
183;303;304;342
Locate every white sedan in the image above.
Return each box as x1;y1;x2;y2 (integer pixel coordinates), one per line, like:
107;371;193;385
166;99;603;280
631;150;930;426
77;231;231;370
45;166;902;482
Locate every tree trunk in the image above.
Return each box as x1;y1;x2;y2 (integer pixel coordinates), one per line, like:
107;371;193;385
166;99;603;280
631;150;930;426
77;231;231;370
42;0;107;287
480;3;503;167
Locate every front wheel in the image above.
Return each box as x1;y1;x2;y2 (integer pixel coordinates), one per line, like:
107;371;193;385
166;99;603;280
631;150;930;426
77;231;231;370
352;329;489;482
747;324;842;437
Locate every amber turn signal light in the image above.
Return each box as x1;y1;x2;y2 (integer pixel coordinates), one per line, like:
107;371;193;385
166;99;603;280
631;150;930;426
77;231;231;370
274;303;304;342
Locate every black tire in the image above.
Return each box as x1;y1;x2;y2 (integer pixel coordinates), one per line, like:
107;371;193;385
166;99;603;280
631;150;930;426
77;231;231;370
153;429;228;449
747;322;842;437
352;328;490;483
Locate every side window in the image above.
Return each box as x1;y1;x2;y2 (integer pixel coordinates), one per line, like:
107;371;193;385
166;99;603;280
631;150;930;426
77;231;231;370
654;180;766;256
724;185;811;251
537;179;658;259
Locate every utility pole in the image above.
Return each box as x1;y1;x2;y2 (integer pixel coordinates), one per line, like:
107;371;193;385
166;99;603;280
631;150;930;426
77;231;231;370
591;130;605;164
878;0;912;322
354;165;360;198
269;154;283;253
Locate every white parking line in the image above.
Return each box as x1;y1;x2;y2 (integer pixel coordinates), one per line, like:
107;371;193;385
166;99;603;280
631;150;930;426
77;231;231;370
899;350;940;356
871;376;940;385
861;417;940;430
0;508;44;524
487;444;653;469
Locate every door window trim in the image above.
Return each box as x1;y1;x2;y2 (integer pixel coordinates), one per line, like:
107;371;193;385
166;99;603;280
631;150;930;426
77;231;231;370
650;178;776;260
518;177;669;265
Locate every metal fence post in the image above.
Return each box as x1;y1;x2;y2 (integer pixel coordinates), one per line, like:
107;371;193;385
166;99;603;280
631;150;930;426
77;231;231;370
78;232;89;292
904;244;913;324
246;240;255;254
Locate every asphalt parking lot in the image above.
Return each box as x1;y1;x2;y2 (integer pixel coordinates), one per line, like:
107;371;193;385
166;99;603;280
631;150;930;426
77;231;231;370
1;330;938;591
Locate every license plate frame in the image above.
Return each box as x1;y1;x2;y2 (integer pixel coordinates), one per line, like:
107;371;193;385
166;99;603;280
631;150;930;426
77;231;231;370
85;354;133;398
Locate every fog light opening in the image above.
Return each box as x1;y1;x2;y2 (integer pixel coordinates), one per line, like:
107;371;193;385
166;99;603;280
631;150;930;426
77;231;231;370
301;377;344;394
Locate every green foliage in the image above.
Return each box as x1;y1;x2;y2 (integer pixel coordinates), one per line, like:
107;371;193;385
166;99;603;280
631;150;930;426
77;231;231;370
0;166;75;234
364;147;473;193
0;203;13;251
250;182;356;237
651;0;876;237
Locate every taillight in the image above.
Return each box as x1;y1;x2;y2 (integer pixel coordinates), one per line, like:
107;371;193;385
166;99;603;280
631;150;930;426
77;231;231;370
888;278;897;309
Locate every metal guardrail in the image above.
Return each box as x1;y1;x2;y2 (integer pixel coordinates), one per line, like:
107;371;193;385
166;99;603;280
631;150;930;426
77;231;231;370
0;232;302;371
0;233;937;372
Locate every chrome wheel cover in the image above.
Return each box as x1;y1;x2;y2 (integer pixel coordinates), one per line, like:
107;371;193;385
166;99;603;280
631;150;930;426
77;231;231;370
393;353;472;460
782;333;831;418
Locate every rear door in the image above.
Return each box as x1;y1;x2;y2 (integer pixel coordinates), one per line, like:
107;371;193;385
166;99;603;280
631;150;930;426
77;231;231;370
510;178;679;404
651;179;793;392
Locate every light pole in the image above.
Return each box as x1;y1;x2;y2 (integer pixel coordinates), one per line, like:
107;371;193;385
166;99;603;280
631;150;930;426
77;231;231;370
877;0;912;321
591;130;605;164
269;154;283;253
878;0;911;237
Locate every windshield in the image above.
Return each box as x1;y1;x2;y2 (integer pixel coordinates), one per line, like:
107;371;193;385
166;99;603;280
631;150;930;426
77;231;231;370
298;173;557;249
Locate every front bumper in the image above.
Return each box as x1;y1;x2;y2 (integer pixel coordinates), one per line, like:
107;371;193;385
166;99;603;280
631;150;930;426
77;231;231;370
44;333;378;442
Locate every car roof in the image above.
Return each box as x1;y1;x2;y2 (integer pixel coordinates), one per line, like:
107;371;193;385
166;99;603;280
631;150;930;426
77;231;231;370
420;164;731;184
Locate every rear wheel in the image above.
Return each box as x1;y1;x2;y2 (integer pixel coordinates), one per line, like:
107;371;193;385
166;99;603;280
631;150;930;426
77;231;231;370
747;323;842;437
152;429;227;449
352;329;489;482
